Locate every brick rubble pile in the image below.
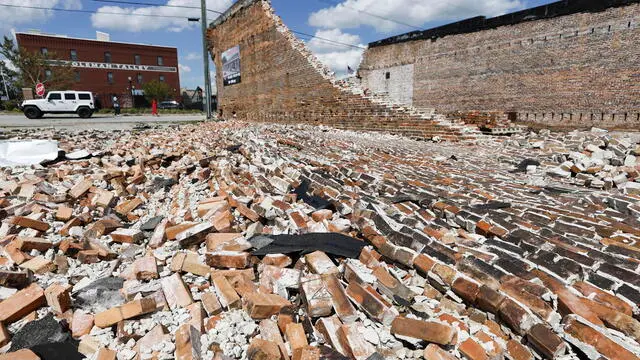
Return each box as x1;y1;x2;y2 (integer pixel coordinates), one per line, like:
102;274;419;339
0;122;639;360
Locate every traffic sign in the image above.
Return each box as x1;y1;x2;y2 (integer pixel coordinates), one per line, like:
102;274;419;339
35;83;45;97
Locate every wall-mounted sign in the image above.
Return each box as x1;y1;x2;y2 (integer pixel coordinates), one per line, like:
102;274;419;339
47;60;177;73
222;45;241;86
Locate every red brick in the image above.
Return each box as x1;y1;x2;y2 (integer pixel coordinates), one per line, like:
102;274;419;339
8;216;49;232
0;323;9;347
247;338;282;360
337;323;376;360
160;273;193;309
206;251;251;269
175;324;201;360
44;283;72;314
71;311;94;338
563;315;639;360
244;292;290;319
423;344;456;360
285;322;308;351
0;349;40;360
526;324;566;359
459;338;489;360
0;283;45;323
390;316;456;345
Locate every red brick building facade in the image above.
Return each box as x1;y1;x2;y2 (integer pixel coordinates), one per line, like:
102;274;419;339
16;32;180;107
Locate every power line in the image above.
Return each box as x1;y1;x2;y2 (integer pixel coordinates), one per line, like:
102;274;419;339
92;0;224;15
291;30;367;50
0;2;191;19
316;0;422;31
93;0;366;50
0;2;366;51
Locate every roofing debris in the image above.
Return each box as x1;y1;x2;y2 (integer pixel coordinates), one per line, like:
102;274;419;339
0;122;639;360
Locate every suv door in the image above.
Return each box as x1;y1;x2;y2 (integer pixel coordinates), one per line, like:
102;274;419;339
63;93;77;111
44;92;63;111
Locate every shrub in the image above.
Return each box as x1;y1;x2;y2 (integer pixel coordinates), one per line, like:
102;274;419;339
1;100;18;111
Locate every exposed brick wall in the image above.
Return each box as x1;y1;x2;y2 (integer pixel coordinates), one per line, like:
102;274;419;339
206;0;478;141
359;3;640;128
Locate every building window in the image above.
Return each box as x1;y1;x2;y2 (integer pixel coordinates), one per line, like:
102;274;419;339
137;73;143;84
157;56;163;66
74;71;80;82
45;69;52;79
70;49;78;61
134;55;141;65
107;72;114;84
159;75;165;82
385;72;390;79
40;47;48;56
104;52;112;63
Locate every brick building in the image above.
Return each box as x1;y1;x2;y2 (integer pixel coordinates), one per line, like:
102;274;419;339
359;0;640;128
207;0;476;141
16;31;180;107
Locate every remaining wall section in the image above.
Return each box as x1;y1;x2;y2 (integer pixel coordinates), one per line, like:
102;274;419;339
361;64;414;105
207;0;478;140
359;1;640;128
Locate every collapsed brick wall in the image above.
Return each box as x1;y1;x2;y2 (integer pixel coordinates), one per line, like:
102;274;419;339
359;3;640;128
206;0;478;141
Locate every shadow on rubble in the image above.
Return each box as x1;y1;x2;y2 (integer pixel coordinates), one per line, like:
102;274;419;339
293;180;332;210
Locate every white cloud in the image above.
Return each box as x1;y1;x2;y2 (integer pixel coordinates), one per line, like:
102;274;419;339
91;0;232;33
309;0;524;33
307;28;361;53
178;63;191;77
0;0;82;35
306;29;365;75
183;52;202;61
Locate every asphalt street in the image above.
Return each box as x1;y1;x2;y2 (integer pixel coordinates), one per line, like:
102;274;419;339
0;113;206;131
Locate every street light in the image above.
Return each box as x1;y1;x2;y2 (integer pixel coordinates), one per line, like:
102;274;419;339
127;76;133;108
188;1;212;120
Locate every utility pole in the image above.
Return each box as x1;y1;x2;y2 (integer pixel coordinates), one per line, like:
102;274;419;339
201;0;212;120
0;66;9;100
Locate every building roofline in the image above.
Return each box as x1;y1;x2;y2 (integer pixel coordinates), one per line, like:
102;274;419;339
210;0;259;29
15;32;178;50
368;0;640;48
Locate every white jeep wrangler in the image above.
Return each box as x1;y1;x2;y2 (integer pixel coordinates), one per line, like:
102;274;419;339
21;91;95;119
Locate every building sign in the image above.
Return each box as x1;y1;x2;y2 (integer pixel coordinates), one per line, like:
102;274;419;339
222;45;240;86
47;60;177;73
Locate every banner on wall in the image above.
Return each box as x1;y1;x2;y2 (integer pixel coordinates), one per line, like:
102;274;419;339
222;45;241;86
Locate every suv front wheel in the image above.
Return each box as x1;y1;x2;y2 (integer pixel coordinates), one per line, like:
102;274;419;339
77;107;93;119
23;106;42;119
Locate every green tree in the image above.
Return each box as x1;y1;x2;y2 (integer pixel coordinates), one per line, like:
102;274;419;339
0;36;75;94
142;80;171;103
0;59;19;99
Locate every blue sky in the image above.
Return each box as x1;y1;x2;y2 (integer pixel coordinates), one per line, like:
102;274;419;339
1;0;557;90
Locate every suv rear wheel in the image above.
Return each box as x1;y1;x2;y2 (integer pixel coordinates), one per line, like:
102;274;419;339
77;107;93;119
23;106;41;119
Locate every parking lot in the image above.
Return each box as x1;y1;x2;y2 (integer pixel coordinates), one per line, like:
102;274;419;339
0;113;207;131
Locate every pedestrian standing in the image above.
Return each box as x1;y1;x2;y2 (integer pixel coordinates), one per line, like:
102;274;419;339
151;99;159;117
112;96;121;117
